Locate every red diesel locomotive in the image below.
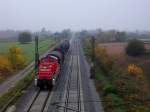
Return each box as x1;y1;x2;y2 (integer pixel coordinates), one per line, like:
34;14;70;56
35;40;70;88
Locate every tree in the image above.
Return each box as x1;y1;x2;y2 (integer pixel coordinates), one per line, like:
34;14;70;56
96;30;116;43
61;29;72;39
79;30;90;38
8;46;26;70
18;32;32;44
126;39;145;56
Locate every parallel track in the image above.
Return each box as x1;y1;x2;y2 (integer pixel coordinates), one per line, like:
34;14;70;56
63;40;82;112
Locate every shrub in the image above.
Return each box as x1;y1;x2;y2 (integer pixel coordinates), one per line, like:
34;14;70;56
0;55;12;75
126;39;145;56
104;93;125;112
128;64;143;75
103;84;117;95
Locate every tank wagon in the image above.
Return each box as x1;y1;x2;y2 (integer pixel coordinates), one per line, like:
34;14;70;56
35;40;70;88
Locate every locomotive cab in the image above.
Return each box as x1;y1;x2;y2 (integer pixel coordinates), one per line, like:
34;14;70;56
35;55;60;88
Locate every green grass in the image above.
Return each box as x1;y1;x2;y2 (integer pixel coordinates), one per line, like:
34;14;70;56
0;38;55;64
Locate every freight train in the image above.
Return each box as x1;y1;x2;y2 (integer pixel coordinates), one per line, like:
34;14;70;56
35;40;70;88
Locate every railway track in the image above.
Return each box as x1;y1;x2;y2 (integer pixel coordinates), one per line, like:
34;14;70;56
49;40;83;112
63;41;81;112
26;89;51;112
63;57;81;112
47;55;73;112
51;41;84;112
16;39;84;112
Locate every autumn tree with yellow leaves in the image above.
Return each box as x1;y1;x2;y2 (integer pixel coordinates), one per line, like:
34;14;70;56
8;46;26;70
0;46;27;77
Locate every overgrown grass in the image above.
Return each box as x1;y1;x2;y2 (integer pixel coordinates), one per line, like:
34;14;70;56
0;70;34;109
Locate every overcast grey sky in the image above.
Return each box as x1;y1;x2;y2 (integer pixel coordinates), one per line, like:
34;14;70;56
0;0;150;32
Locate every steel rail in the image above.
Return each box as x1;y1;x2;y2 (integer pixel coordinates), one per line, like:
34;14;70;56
76;41;81;112
64;56;73;112
26;89;41;112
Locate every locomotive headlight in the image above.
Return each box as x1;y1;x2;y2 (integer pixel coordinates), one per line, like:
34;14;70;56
52;77;56;85
35;78;37;86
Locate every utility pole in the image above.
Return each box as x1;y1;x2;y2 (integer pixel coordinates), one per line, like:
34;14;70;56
90;36;95;79
35;36;39;77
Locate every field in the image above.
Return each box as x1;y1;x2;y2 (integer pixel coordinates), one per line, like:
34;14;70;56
0;38;55;64
99;42;150;79
98;42;150;56
98;42;127;55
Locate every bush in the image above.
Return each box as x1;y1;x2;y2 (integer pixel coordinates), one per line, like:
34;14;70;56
128;64;143;75
103;84;117;95
104;93;125;112
0;55;13;75
126;39;145;56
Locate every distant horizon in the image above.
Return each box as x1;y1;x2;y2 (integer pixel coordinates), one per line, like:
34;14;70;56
0;28;150;33
0;0;150;32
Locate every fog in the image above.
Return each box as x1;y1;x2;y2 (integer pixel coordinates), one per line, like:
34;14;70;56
0;0;150;31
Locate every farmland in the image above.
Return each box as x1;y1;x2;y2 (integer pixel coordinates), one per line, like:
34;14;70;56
98;43;127;56
99;42;150;81
98;42;150;55
0;38;55;64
